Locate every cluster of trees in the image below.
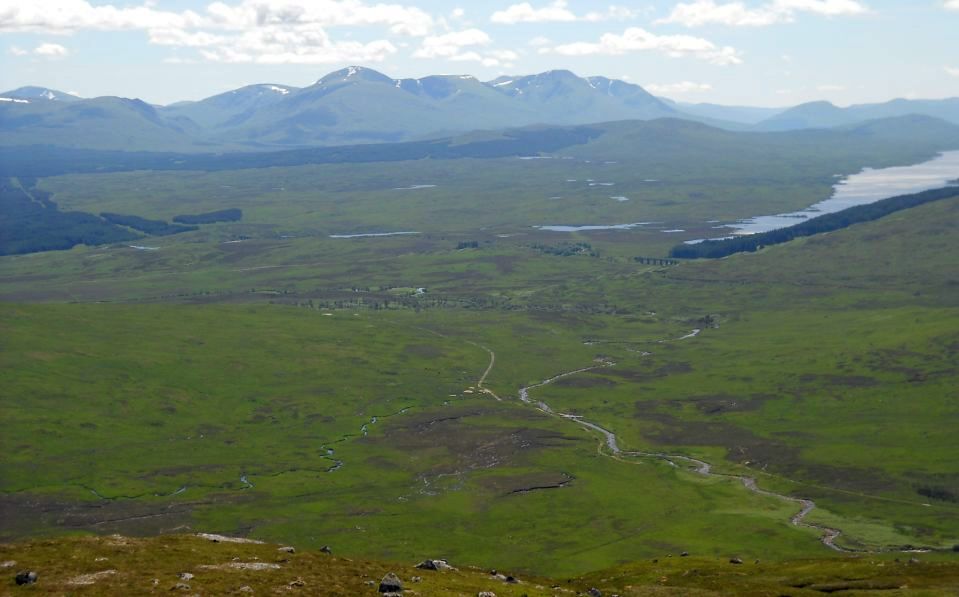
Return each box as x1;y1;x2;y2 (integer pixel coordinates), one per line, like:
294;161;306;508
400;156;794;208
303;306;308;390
634;256;678;266
0;179;138;255
531;242;598;257
173;208;242;225
100;212;197;236
671;186;959;259
917;486;958;503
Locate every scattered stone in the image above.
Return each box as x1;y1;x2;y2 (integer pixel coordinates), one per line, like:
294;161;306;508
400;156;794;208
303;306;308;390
416;558;454;571
178;572;194;581
238;587;254;593
505;575;518;583
365;580;376;586
320;546;333;554
95;557;108;562
588;588;603;597
196;533;264;544
729;557;743;565
478;592;497;597
170;582;191;591
411;576;422;583
909;558;921;565
1;561;16;569
278;546;296;554
199;562;281;571
288;578;306;588
680;552;689;557
489;569;497;576
68;570;117;586
379;572;403;593
15;571;38;586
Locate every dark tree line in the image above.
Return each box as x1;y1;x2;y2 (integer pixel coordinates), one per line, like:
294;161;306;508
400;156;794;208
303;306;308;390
531;242;598;257
670;186;959;259
173;208;242;224
100;212;197;236
0;126;603;180
635;256;678;266
0;179;139;255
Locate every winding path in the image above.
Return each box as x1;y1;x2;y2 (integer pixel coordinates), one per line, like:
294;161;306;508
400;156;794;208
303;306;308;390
511;330;939;554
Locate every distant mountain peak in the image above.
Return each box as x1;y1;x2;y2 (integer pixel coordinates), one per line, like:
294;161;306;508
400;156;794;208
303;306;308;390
316;66;392;86
1;86;81;102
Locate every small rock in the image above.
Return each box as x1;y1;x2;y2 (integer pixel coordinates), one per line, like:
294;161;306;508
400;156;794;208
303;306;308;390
364;580;376;586
588;588;603;597
416;558;453;571
505;575;518;583
379;572;403;593
15;571;38;586
909;558;921;565
680;551;689;557
278;546;296;554
170;582;191;591
320;545;332;554
238;586;254;593
489;569;497;576
1;561;15;569
288;578;306;587
95;557;108;562
478;592;497;597
729;557;743;565
411;576;421;583
178;572;194;581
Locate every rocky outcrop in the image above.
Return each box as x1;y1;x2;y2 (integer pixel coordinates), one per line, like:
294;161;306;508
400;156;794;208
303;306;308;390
379;572;403;594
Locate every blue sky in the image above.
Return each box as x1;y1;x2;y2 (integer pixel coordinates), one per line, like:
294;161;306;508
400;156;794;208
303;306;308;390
1;0;958;106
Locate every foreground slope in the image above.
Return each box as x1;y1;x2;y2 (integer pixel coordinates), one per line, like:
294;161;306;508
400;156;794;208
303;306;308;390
3;534;959;596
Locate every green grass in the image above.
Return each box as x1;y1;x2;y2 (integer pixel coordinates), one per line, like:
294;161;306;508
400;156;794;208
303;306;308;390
2;143;959;575
5;534;959;596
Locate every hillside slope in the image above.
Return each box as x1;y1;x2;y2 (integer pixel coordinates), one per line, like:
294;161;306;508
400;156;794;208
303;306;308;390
3;534;958;596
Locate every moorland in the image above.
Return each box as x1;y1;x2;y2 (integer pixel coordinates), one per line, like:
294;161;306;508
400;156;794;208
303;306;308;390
2;89;959;593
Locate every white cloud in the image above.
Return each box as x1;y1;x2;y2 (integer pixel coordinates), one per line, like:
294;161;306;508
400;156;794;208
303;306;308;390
204;0;435;37
200;31;398;64
149;28;226;47
0;0;205;33
816;84;845;91
34;42;70;57
545;27;743;65
657;0;868;27
413;28;490;58
528;36;551;46
491;1;636;24
944;0;959;10
0;0;435;65
412;29;517;67
0;0;435;36
646;81;714;94
945;66;959;77
8;45;28;56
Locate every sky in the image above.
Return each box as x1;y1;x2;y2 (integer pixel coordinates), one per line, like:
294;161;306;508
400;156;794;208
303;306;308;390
1;0;958;107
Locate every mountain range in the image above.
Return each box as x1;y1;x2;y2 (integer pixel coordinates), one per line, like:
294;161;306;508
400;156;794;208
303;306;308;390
2;66;958;153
